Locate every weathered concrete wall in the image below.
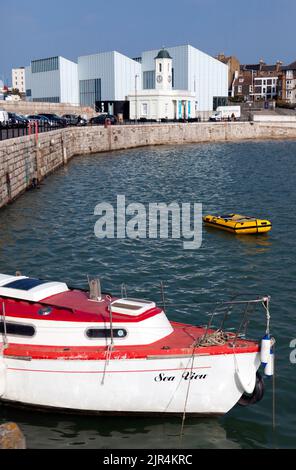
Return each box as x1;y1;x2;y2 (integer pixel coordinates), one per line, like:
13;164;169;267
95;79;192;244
253;114;296;122
1;122;296;209
0;100;96;119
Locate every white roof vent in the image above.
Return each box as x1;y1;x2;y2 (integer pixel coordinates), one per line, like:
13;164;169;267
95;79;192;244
111;298;156;316
0;274;69;302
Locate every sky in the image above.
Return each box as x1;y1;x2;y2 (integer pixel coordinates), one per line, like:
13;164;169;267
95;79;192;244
1;0;296;84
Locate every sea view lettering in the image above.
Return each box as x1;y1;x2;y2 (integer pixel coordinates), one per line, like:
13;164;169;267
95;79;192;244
94;195;203;250
155;373;208;383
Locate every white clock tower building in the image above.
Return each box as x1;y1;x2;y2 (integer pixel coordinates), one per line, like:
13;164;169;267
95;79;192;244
128;48;196;121
154;49;173;91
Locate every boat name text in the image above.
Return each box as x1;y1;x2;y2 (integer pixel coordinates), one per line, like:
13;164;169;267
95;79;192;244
154;372;208;383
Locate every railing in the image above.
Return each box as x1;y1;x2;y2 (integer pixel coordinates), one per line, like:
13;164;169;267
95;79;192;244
0;122;59;142
0;117;250;142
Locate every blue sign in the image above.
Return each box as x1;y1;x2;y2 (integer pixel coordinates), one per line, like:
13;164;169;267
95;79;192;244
178;101;182;119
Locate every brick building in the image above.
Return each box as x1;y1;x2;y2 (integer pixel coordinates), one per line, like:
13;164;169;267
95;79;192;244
233;60;283;101
216;54;240;97
279;61;296;105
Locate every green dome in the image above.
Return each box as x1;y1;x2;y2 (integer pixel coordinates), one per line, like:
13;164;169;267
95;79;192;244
155;49;172;60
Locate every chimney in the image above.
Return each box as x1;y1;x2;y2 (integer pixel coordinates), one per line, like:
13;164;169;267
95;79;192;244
276;60;283;72
216;53;226;62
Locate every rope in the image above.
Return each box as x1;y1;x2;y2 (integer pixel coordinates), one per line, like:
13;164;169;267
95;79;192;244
1;302;8;351
180;350;196;440
271;337;276;431
262;297;271;335
101;344;113;386
100;296;114;386
197;330;233;347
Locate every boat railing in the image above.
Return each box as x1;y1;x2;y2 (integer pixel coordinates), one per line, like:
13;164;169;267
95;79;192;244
197;295;271;347
154;292;271;346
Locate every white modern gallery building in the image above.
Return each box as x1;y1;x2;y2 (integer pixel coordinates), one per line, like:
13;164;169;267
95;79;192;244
23;44;228;119
128;48;197;121
25;56;79;105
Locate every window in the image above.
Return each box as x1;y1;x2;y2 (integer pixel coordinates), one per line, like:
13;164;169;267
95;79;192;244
159;63;162;73
0;321;35;337
238;85;242;93
239;78;244;83
79;78;101;107
86;328;127;339
213;96;228;110
249;85;253;93
141;103;148;116
32;57;59;73
143;71;155;89
32;97;60;103
26;89;32;97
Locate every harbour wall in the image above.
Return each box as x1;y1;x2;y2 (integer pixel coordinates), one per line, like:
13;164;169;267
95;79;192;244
1;121;296;209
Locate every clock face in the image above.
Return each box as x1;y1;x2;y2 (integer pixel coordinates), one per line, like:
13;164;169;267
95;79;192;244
156;75;163;83
168;75;172;83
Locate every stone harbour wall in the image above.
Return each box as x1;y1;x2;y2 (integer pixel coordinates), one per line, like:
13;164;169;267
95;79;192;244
1;121;296;210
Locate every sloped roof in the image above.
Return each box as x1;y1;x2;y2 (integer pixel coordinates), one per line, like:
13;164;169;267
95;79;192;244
155;49;172;60
282;60;296;71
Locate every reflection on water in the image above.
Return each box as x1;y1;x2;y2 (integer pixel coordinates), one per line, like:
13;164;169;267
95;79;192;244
0;140;296;448
0;406;240;449
205;226;272;254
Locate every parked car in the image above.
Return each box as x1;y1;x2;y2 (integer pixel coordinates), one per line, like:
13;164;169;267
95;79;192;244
40;113;67;127
8;113;29;128
26;115;55;127
62;114;87;126
0;109;9;128
89;114;117;125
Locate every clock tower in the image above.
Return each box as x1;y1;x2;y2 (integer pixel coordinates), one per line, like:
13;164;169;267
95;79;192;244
154;48;173;91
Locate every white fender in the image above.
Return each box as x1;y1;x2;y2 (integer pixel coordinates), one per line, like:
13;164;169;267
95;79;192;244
0;356;7;397
260;335;271;366
264;349;274;377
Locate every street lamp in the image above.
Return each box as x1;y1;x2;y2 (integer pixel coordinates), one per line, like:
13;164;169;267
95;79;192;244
135;74;139;123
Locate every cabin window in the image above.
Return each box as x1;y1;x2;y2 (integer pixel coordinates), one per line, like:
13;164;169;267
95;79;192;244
0;321;35;337
86;328;128;339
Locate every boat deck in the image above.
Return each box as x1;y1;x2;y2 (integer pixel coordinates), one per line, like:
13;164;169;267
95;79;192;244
3;322;259;361
2;289;162;323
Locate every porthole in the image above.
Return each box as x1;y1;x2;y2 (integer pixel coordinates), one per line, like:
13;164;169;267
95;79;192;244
38;307;52;316
86;328;128;339
0;321;35;337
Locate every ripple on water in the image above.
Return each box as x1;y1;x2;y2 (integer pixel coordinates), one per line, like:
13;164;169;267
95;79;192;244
0;140;296;448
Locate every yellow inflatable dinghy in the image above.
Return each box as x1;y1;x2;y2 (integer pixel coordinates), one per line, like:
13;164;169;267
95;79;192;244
203;213;272;235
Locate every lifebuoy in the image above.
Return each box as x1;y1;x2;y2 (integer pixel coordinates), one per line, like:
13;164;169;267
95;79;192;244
238;372;265;407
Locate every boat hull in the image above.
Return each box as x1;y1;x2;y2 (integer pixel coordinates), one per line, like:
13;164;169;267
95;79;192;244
0;352;260;415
